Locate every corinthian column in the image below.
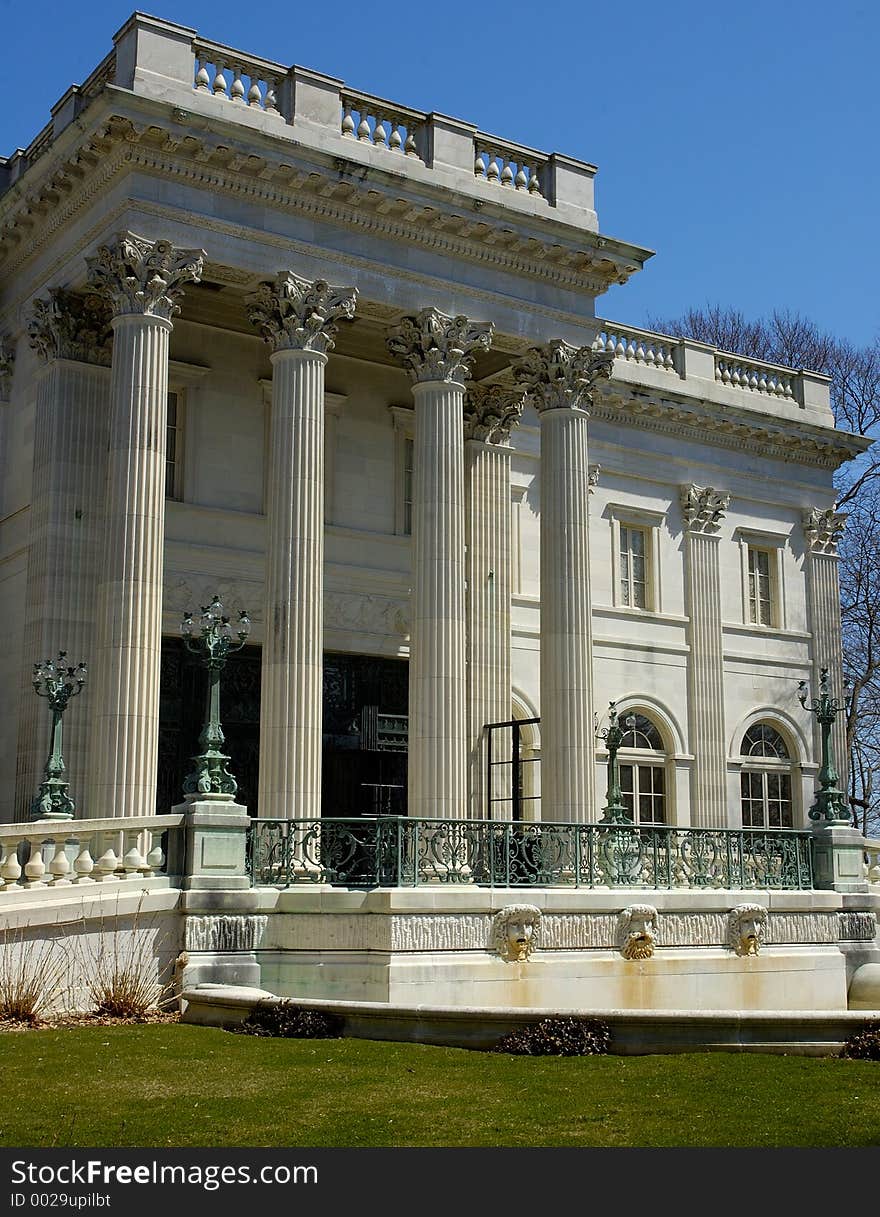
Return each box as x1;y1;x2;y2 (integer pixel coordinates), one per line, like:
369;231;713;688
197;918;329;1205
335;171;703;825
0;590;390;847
387;309;494;820
513;341;613;823
13;291;113;820
247;272;357;820
803;507;848;796
85;233;204;818
464;384;524;819
681;484;730;828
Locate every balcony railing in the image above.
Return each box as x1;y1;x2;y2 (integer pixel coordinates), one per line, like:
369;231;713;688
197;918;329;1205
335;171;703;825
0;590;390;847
248;816;814;890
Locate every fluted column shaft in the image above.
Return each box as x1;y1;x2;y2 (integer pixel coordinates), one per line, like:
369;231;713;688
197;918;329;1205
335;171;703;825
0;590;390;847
259;349;327;819
15;359;110;819
466;438;513;818
89;315;171;817
538;407;594;822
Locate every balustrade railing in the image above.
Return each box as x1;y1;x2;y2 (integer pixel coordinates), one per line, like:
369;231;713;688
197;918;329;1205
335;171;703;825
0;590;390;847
592;324;679;373
0;815;182;892
340;91;425;161
865;839;880;885
714;352;797;400
474;136;546;198
193;41;284;116
248;816;814;890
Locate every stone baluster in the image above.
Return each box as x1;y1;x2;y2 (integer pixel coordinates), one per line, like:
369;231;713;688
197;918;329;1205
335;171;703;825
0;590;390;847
387;309;494;820
13;290;112;821
680;484;731;828
513;341;613;822
73;839;95;883
22;839;47;887
464;383;523;818
803;507;849;799
0;836;23;889
247;272;357;819
48;839;72;885
85;233;204;818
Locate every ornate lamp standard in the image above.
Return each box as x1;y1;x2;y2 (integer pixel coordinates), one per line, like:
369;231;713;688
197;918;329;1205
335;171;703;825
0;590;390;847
597;702;636;825
180;596;250;800
31;652;87;821
797;667;851;825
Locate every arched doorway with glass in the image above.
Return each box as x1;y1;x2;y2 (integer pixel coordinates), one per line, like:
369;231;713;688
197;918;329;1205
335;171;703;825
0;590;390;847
617;710;673;825
738;721;798;829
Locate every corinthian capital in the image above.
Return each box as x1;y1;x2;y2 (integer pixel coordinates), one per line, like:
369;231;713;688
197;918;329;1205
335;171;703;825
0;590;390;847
86;232;205;321
512;340;613;413
0;335;14;402
463;383;524;444
803;507;846;555
680;484;730;534
246;272;357;354
28;289;113;366
386;308;494;386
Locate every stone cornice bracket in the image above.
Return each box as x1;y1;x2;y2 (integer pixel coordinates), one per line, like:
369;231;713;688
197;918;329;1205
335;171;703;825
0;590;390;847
386;308;494;386
0;335;14;401
680;484;730;534
463;382;524;443
245;271;358;354
85;232;205;321
512;339;613;413
28;288;113;366
803;506;847;555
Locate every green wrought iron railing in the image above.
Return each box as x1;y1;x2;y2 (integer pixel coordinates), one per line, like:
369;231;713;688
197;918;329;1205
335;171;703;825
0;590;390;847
247;817;815;890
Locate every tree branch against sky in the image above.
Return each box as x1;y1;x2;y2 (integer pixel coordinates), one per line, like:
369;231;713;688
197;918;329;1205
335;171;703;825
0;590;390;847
649;304;880;835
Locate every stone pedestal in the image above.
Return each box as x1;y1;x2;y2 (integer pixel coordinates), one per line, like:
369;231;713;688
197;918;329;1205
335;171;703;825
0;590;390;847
514;341;613;823
173;799;252;891
85;233;203;818
811;825;870;893
247;272;357;820
387;309;493;820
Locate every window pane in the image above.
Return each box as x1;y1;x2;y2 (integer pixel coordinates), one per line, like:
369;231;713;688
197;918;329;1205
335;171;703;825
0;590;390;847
621;713;663;750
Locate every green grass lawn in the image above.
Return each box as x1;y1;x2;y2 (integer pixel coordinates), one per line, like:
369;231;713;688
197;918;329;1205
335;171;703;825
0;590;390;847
1;1023;878;1148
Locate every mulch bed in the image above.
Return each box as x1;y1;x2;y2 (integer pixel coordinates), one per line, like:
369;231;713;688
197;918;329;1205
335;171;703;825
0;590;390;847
0;1010;181;1032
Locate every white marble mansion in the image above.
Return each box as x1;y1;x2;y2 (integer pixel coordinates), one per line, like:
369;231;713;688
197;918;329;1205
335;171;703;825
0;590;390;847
0;11;867;833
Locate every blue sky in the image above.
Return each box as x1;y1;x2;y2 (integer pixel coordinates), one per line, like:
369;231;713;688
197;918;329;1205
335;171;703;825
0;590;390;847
3;0;878;347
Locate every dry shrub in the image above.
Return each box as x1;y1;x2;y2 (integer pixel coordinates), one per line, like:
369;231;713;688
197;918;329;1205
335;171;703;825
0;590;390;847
0;927;67;1025
841;1021;880;1061
492;1016;611;1056
234;1000;343;1039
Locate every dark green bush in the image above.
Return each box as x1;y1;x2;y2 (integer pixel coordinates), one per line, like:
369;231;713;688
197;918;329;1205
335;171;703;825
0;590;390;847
841;1021;880;1061
234;1000;343;1039
492;1016;611;1056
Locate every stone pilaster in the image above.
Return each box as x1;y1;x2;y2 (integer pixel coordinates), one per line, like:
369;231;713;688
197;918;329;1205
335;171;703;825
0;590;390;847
13;291;112;820
513;341;613;822
85;233;204;817
247;272;357;819
464;384;523;819
680;484;730;828
387;309;494;819
803;507;848;798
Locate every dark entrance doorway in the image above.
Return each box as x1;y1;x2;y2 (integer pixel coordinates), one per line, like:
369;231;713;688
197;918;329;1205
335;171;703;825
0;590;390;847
157;641;408;818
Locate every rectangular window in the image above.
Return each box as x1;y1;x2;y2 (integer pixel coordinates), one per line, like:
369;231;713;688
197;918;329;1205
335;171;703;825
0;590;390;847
620;525;649;609
165;390;183;501
740;771;765;827
620;763;666;824
748;547;772;626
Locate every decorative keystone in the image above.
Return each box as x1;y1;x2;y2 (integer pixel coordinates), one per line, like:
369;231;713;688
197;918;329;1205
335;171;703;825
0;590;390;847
680;484;730;533
463;382;524;443
246;271;357;354
386;308;493;386
803;507;847;555
28;289;113;366
86;232;205;321
512;339;613;413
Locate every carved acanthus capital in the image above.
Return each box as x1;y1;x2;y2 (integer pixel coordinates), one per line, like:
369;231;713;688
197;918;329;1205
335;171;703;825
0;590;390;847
85;232;205;321
28;289;113;366
386;308;494;386
680;484;730;534
803;507;846;555
512;340;613;413
246;271;357;354
0;335;14;401
463;383;524;444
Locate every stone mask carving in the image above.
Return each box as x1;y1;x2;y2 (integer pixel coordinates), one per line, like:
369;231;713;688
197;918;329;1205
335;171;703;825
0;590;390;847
728;903;767;956
618;904;658;960
492;904;542;962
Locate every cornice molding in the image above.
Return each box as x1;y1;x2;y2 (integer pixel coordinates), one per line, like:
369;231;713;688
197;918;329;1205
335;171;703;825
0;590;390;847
0;114;627;296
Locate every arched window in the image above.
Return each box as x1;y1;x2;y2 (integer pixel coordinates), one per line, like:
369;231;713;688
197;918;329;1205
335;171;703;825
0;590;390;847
619;712;667;824
740;723;794;828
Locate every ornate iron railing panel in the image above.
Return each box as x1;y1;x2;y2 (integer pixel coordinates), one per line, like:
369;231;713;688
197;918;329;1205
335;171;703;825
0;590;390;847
248;818;815;890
